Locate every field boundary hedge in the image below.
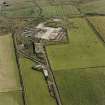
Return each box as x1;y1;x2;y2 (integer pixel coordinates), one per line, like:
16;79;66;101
12;33;26;105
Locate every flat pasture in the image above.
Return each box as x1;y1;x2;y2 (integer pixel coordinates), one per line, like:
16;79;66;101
1;0;40;17
0;34;23;105
19;57;56;105
46;18;105;71
54;67;105;105
0;34;21;92
0;91;23;105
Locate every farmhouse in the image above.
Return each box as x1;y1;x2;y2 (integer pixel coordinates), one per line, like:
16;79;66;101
34;23;66;41
19;22;66;43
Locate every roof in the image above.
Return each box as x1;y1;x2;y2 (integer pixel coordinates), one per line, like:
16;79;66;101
35;23;64;40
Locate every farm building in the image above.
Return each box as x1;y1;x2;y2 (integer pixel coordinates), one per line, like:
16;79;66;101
18;22;66;43
35;23;66;41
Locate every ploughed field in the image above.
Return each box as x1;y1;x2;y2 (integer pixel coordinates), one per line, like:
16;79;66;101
88;16;105;42
79;0;105;15
0;34;23;105
46;18;105;105
36;0;105;16
41;5;80;18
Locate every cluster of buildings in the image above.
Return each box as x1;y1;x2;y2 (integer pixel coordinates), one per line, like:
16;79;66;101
34;23;66;41
17;21;67;82
21;22;66;42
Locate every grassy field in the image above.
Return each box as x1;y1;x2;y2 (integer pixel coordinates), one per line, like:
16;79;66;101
46;18;105;105
2;0;105;17
0;34;21;92
54;67;105;105
88;16;105;42
0;34;23;105
1;0;80;18
46;18;105;71
1;0;40;17
42;5;80;18
1;1;105;105
35;0;51;6
79;0;105;14
19;57;56;105
47;0;80;5
0;92;23;105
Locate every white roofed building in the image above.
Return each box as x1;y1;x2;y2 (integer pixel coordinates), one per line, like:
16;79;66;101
34;23;66;41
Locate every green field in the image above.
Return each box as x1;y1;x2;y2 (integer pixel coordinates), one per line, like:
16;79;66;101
47;0;79;5
1;0;40;17
54;67;105;105
0;34;23;105
0;34;21;91
42;5;80;18
46;18;105;71
79;0;105;14
88;16;105;42
35;0;51;6
1;0;105;105
2;0;105;17
46;18;105;105
19;57;56;105
0;92;23;105
1;0;80;18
